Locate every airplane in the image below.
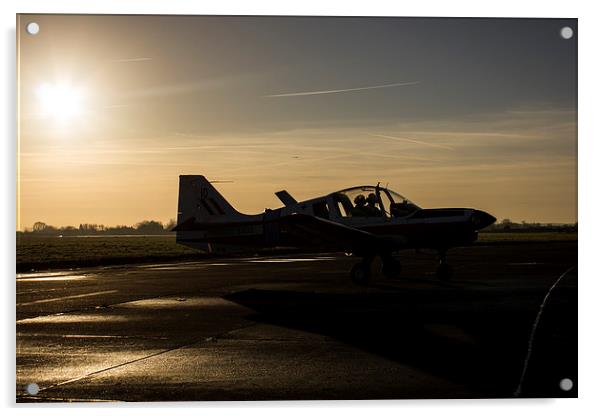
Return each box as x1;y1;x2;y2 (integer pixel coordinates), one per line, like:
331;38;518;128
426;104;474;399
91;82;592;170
173;175;496;283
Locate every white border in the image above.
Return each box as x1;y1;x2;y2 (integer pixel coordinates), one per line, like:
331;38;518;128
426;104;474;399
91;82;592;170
3;1;601;415
0;0;588;18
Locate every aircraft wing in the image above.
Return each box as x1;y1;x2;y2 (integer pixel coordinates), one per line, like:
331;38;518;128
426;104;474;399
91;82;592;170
276;214;401;252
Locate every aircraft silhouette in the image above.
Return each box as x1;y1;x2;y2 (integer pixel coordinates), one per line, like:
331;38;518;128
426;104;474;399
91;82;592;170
173;175;496;282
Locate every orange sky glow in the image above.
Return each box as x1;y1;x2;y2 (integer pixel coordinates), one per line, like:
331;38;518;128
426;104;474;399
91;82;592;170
17;15;577;230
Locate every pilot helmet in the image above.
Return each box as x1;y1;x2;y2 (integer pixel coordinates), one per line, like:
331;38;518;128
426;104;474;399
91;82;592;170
367;193;378;204
354;194;366;205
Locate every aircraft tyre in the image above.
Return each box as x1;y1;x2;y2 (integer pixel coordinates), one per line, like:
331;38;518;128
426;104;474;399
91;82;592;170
436;263;453;281
350;262;371;284
381;258;402;279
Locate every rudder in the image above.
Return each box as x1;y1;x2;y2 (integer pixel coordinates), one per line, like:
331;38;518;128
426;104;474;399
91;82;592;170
177;175;241;225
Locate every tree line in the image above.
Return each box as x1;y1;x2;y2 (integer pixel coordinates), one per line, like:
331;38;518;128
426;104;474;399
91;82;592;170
19;218;578;236
20;219;177;236
483;219;577;233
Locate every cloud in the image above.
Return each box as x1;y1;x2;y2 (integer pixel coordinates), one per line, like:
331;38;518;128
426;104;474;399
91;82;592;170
111;57;153;63
117;80;224;100
370;133;454;150
264;81;420;98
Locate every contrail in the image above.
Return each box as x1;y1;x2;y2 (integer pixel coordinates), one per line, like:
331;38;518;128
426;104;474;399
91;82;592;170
264;81;420;98
112;57;153;63
370;133;454;150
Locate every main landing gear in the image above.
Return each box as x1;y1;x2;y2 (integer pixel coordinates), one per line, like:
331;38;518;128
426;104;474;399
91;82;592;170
350;256;373;284
349;249;454;283
436;249;454;281
350;254;402;284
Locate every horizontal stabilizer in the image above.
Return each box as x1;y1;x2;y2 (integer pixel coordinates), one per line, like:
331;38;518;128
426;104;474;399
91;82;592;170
275;190;297;206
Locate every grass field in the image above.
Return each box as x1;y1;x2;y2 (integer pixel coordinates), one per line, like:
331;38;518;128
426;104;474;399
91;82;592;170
476;232;577;243
16;235;199;272
16;232;577;272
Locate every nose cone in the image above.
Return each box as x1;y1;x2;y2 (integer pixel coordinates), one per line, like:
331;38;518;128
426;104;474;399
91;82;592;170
472;210;496;230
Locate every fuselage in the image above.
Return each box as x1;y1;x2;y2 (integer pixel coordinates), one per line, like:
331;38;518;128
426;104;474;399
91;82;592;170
175;184;496;254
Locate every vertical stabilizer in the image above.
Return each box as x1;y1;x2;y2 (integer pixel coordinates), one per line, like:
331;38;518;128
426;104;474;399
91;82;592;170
176;175;241;226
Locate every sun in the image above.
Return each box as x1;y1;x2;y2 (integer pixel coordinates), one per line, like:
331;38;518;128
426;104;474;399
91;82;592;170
36;83;85;123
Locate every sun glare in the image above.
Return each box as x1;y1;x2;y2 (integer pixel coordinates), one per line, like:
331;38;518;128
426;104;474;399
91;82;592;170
36;83;85;123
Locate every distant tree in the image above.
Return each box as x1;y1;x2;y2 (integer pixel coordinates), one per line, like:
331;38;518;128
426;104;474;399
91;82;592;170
25;219;184;236
32;222;60;234
32;222;48;232
501;218;513;230
164;218;177;231
107;225;136;235
78;224;101;234
135;220;165;235
59;226;77;236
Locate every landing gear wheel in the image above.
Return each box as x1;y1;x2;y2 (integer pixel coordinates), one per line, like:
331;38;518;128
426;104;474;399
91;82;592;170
436;263;453;281
382;258;402;279
350;263;372;284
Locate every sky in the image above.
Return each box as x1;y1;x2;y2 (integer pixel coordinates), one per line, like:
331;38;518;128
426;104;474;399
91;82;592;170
17;15;577;229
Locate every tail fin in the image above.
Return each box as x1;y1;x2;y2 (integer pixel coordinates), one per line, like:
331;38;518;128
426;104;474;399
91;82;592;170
176;175;241;226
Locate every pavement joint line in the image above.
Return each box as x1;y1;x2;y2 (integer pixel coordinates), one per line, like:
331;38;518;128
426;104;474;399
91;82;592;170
33;344;199;394
22;321;261;398
17;290;119;307
18;396;120;403
17;333;171;340
17;288;234;322
17;288;64;296
513;264;576;397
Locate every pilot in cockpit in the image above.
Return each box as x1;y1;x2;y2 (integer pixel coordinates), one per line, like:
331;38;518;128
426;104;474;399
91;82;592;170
365;193;382;217
351;194;367;216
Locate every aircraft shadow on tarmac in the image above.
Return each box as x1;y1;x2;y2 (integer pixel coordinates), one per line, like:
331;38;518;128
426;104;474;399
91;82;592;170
224;282;577;399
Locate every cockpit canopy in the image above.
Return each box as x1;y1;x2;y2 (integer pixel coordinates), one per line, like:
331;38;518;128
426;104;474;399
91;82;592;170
332;186;420;218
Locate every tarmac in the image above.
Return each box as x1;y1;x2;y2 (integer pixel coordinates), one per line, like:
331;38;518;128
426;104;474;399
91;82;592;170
16;241;577;402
